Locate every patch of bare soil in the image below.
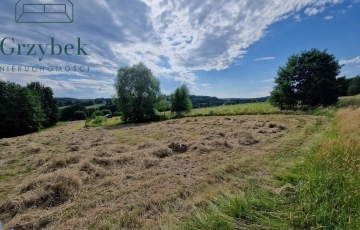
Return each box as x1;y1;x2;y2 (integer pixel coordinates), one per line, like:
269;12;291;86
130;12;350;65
0;115;325;229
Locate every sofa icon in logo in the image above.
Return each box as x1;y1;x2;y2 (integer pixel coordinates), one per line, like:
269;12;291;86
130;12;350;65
15;0;73;23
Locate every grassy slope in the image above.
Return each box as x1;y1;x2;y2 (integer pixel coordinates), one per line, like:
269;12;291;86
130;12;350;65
292;108;360;229
1;98;359;229
0;113;326;229
188;102;281;116
174;114;329;229
176;106;360;229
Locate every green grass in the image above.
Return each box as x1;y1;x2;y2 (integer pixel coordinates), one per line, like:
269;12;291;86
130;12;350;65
37;121;66;133
185;102;337;118
85;103;106;109
86;117;122;127
337;95;360;108
291;108;360;229
174;114;329;230
179;189;287;230
188;102;280;117
0;173;14;182
175;107;360;229
84;102;336;129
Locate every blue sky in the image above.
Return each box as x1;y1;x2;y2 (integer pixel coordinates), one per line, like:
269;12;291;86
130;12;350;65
0;0;359;99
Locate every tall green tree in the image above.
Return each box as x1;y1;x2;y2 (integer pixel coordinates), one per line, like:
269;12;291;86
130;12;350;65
170;84;193;115
337;76;352;97
0;81;44;138
114;63;161;122
270;48;342;109
156;94;171;112
27;82;60;127
348;75;360;96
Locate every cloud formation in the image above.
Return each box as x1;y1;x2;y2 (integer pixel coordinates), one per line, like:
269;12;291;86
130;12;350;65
340;56;360;65
0;0;346;98
255;57;276;61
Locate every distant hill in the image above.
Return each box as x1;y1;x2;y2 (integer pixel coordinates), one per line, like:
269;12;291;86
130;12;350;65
188;95;269;108
57;95;269;109
56;97;112;107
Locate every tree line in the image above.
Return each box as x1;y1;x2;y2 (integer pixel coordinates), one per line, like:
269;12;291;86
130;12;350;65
0;81;59;138
59;104;118;121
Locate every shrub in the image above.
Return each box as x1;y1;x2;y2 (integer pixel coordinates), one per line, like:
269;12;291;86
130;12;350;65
101;109;112;115
91;110;103;119
92;117;106;125
60;104;85;121
74;111;86;120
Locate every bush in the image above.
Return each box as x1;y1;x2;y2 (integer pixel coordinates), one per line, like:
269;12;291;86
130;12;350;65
101;109;112;115
74;111;86;120
224;101;236;105
92;117;106;125
60;104;85;121
113;111;121;117
99;105;118;113
91;110;103;119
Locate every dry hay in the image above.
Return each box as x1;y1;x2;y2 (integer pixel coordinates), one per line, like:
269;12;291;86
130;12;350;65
0;115;312;230
237;132;259;146
0;171;80;222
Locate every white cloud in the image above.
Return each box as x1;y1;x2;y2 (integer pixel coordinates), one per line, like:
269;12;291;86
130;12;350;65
294;14;302;21
340;56;360;65
201;84;211;87
324;15;334;20
0;0;346;97
254;57;276;61
304;6;325;16
262;78;274;82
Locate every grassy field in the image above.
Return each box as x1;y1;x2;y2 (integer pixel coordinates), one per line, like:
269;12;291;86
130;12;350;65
1;97;359;229
175;106;360;229
337;94;360;108
0;112;328;229
85;103;106;109
188;102;280;116
291;108;360;229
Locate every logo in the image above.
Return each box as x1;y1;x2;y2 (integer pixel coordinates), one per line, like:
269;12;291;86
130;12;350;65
15;0;73;23
0;37;87;61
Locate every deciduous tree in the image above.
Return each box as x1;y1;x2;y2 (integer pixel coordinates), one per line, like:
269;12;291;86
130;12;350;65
170;84;193;116
27;82;60;127
270;49;342;109
0;81;44;138
347;75;360;96
114;63;161;122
